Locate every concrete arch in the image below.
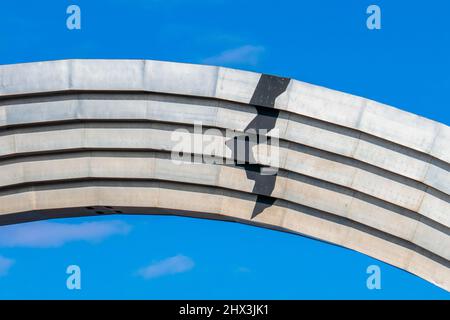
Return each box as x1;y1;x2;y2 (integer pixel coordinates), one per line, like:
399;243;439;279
0;60;448;291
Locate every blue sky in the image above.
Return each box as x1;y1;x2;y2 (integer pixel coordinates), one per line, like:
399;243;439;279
0;0;449;299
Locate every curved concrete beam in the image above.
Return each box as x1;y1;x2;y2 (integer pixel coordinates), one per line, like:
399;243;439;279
0;60;448;162
0;60;448;291
1;93;448;193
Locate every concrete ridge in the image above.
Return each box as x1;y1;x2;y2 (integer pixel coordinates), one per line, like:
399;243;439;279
0;152;448;257
0;59;448;162
0;93;448;196
0;123;447;228
0;179;448;290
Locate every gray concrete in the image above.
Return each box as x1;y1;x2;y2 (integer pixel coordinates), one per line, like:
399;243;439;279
0;59;448;291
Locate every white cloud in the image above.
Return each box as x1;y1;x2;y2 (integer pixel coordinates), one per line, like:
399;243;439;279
138;254;194;279
202;45;265;67
0;256;14;277
0;220;131;248
235;266;251;273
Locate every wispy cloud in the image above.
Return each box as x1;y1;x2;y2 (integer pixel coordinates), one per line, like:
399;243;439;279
138;254;194;279
0;220;131;248
202;45;265;67
0;256;14;277
235;266;251;273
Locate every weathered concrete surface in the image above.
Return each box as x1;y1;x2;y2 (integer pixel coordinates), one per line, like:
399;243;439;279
0;60;448;291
